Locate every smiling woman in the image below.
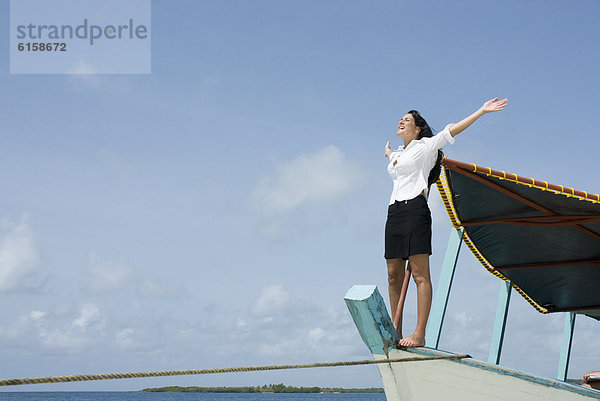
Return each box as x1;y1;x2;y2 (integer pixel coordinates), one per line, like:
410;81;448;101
383;98;508;348
2;0;598;392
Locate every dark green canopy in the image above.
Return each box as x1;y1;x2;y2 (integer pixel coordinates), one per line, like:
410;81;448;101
438;159;600;321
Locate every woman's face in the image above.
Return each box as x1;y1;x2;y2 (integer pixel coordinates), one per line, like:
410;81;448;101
397;113;421;141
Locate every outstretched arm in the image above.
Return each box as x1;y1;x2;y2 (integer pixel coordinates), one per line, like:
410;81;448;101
449;98;508;137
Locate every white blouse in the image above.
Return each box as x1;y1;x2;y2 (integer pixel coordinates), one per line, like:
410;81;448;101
387;124;455;205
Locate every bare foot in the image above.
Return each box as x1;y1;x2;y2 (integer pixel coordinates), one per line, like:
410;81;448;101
399;334;425;347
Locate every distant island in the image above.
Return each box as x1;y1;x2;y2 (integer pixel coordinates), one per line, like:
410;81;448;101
141;383;384;393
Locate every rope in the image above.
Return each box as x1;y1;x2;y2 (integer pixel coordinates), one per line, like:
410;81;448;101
0;354;470;387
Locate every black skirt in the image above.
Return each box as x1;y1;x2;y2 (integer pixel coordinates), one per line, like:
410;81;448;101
384;195;432;260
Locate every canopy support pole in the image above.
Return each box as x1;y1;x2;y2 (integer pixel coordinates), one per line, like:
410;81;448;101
557;312;576;381
426;227;464;348
488;280;512;364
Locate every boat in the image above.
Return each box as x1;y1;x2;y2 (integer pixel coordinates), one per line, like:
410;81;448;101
345;158;600;400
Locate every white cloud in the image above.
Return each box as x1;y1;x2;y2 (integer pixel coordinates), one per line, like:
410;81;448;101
0;221;40;292
249;284;291;318
87;255;187;299
453;311;472;327
0;286;371;382
67;60;130;93
0;304;104;352
88;256;133;293
0;314;33;340
136;278;186;299
229;286;370;363
72;303;102;330
115;328;137;350
308;327;325;343
67;61;103;91
69;60;98;75
39;328;87;351
252;146;365;218
38;304;103;351
30;310;46;322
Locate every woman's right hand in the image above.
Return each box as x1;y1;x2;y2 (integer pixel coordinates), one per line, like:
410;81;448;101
479;97;508;114
384;141;393;157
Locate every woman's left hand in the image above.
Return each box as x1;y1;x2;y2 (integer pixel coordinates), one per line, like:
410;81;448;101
480;97;508;113
384;141;393;157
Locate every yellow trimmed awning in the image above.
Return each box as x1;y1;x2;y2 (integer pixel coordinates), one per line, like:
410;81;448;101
437;158;600;320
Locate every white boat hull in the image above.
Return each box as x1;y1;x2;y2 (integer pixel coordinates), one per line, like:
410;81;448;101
375;347;597;401
345;285;600;401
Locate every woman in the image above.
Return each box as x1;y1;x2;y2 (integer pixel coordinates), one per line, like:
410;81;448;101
384;97;508;347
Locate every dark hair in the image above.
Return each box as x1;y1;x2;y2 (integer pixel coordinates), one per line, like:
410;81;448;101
408;110;444;188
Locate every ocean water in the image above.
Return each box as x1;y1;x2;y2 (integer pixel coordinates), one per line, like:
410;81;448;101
0;393;386;401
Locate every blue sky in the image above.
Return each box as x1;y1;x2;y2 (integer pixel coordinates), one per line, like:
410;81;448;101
1;0;599;391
